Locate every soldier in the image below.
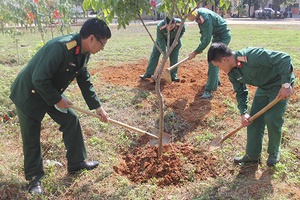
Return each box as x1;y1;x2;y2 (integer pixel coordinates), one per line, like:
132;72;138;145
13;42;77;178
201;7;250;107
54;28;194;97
139;17;186;82
207;42;295;166
187;8;231;98
10;18;111;194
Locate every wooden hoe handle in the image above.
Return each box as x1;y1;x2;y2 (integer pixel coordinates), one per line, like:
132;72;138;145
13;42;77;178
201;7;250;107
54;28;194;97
69;105;158;139
166;56;189;71
220;97;282;143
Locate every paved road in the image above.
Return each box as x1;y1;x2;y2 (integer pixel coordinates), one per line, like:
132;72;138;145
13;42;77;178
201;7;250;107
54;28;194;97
75;16;300;26
142;17;300;26
225;17;300;25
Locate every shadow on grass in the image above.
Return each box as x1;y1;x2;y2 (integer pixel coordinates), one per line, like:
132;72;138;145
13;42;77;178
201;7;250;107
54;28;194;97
0;179;29;199
194;164;274;199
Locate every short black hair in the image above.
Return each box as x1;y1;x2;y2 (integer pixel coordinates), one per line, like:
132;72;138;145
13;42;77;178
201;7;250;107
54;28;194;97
164;17;175;24
208;42;233;63
80;18;111;40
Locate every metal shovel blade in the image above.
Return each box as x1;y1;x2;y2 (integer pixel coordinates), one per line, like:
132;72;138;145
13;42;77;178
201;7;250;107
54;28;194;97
164;56;189;83
149;132;172;146
148;127;172;146
164;69;172;83
208;136;223;151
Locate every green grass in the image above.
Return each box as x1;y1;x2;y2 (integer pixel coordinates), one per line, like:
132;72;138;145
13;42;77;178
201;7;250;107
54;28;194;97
0;21;299;199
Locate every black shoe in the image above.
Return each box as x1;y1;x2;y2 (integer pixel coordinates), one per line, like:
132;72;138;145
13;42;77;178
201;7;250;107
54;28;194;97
234;155;261;164
171;77;180;82
267;153;280;167
28;180;42;195
68;161;99;173
201;90;212;99
139;73;151;79
218;81;221;86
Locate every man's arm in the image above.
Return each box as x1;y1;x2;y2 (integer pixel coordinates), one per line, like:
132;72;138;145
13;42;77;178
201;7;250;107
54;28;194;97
178;23;186;40
32;43;66;106
194;17;213;53
156;25;167;53
76;67;101;110
228;74;249;115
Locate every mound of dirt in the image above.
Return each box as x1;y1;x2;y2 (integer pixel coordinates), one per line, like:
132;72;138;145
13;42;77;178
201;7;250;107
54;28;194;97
95;59;227;185
113;143;219;186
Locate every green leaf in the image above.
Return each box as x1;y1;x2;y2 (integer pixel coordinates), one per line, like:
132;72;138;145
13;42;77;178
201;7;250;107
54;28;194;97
83;0;91;11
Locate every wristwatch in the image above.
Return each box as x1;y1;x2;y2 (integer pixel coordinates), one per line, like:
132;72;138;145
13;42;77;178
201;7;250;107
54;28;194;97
282;83;291;88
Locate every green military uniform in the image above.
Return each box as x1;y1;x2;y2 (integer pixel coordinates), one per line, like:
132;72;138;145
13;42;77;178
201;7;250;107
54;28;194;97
228;47;295;158
194;8;231;91
10;33;101;181
145;18;186;78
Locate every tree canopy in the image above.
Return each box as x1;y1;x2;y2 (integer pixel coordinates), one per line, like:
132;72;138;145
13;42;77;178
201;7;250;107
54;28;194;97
82;0;206;29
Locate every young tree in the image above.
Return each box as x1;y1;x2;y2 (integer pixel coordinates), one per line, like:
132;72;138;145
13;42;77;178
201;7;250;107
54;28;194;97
82;0;230;156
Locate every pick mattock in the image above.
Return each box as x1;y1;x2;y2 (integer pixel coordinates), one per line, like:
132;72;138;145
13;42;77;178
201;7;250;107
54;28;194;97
208;97;282;151
69;105;171;144
164;56;189;83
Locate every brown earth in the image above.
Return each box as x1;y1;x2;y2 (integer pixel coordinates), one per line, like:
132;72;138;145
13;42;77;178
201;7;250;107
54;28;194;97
92;59;238;128
92;59;299;187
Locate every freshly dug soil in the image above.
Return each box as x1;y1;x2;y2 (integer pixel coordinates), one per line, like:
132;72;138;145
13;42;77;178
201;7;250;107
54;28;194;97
114;143;219;186
96;59;299;186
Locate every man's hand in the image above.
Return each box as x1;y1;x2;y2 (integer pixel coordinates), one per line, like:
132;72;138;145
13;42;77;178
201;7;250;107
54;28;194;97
96;106;109;122
277;87;293;100
188;51;200;60
241;114;251;127
55;98;73;109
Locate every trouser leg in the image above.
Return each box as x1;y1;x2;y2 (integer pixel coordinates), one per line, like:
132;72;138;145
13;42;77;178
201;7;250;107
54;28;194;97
169;41;182;78
146;44;161;75
246;92;287;157
265;99;287;155
207;35;231;91
246;95;269;157
16;106;45;181
205;63;219;91
47;106;86;165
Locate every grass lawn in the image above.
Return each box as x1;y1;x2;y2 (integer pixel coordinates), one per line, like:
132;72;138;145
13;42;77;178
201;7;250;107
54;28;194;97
0;21;299;199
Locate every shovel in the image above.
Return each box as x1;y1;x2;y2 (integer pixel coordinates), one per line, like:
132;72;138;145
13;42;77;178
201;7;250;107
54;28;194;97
164;56;189;83
208;97;282;151
70;105;169;143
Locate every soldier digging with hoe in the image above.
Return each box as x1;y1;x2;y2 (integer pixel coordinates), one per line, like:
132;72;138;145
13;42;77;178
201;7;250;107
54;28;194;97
187;8;231;99
140;16;186;82
207;42;295;166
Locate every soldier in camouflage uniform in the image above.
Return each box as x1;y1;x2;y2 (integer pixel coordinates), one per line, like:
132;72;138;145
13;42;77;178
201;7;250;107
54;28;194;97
10;18;111;194
208;42;295;167
140;17;186;82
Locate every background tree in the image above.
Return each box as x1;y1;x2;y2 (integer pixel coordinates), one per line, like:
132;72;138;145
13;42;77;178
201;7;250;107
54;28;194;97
272;0;296;11
243;0;260;17
0;0;28;64
0;0;81;43
257;0;270;8
218;0;231;16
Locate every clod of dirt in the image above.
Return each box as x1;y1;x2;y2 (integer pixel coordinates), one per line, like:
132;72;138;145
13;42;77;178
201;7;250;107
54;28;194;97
113;143;220;186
